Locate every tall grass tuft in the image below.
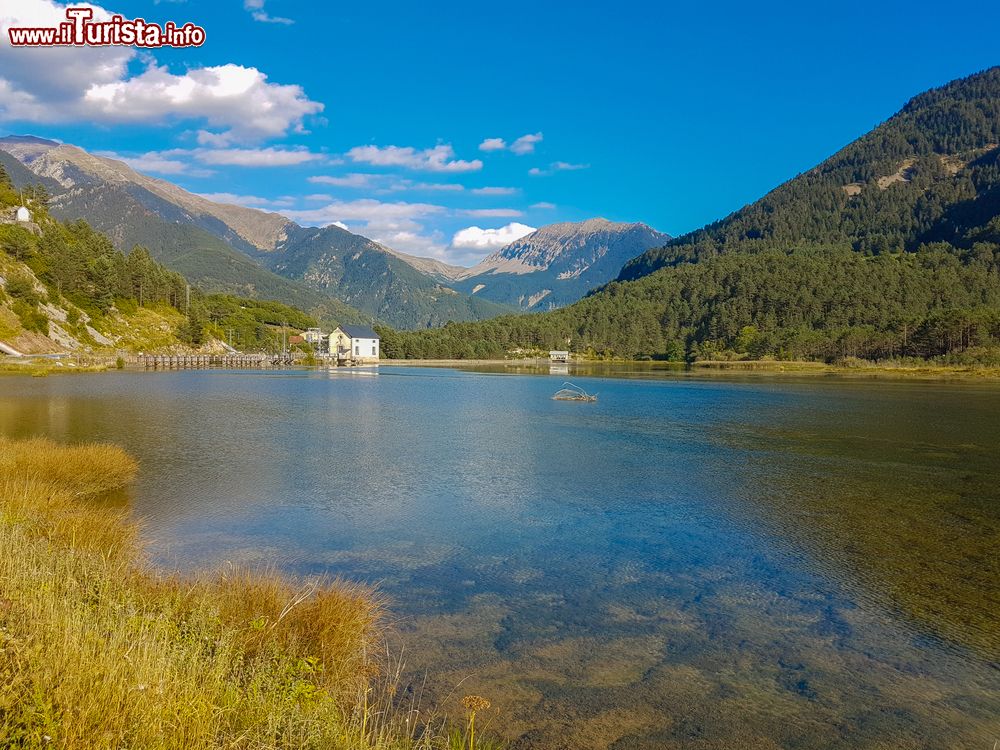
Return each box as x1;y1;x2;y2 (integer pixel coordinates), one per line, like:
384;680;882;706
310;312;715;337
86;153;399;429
0;437;486;749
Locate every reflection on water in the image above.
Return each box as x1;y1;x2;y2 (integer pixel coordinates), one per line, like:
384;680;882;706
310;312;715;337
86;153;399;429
1;366;999;748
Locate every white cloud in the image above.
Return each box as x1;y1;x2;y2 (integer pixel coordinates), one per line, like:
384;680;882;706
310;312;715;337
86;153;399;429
306;174;465;193
471;186;517;196
283;198;449;257
308;173;376;188
529;161;589;176
451;223;536;251
244;0;293;24
531;201;557;209
463;208;524;218
194;146;323;166
100;146;324;175
347;144;482;173
478;133;543;155
388;180;464;192
0;1;321;141
478;137;507;152
510;132;543;155
96;149;213;177
304;193;333;201
196;192;293;209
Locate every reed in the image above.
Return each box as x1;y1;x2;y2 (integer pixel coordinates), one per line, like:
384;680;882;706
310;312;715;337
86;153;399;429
0;437;485;749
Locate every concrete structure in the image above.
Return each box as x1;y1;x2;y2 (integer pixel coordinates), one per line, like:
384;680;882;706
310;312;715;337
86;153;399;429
15;206;30;222
331;325;380;362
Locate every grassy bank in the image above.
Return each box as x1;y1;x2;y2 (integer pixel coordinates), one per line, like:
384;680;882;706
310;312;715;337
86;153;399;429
692;358;1000;378
0;438;493;749
0;359;111;376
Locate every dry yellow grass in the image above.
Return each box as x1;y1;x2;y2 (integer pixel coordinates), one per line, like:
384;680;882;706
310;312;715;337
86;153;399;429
0;437;476;750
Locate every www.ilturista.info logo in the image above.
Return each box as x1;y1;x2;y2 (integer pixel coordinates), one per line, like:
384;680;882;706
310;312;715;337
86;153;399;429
8;6;205;48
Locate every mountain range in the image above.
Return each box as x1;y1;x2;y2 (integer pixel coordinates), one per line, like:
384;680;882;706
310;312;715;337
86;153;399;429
380;67;1000;363
0;136;667;329
450;219;669;310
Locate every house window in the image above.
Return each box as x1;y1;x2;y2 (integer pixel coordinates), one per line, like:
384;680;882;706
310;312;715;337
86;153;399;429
372;345;376;355
355;345;359;355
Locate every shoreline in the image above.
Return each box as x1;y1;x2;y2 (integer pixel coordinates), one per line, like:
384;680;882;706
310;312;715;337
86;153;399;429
381;358;1000;380
5;354;1000;381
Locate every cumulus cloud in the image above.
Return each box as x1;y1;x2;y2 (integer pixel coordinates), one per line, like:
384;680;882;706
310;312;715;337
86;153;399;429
244;0;293;24
307;174;465;193
346;144;482;173
531;201;557;209
510;132;543;155
105;146;324;173
478;137;507;152
308;173;376;188
196;192;293;209
0;0;322;141
283;199;449;257
451;222;536;251
478;133;543;155
471;186;517;196
389;180;464;192
529;161;589;176
194;146;323;166
96;149;213;177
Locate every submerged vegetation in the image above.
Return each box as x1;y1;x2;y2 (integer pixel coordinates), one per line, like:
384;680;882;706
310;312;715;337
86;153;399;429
0;437;498;749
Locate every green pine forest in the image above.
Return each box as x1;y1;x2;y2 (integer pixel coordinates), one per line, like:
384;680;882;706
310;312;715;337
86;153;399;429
378;68;1000;364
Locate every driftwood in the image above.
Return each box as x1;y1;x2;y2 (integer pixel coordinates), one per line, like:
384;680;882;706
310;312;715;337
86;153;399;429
551;382;597;402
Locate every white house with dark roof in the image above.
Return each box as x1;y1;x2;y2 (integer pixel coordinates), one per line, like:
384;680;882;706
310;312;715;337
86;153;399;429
331;324;380;362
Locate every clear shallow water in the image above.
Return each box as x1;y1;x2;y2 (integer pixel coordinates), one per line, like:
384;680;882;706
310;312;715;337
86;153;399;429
2;366;999;748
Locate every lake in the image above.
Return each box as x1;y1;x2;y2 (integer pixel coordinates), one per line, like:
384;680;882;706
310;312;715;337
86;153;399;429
1;365;998;748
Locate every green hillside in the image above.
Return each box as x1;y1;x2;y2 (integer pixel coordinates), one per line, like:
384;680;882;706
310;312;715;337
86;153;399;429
381;68;1000;364
620;67;1000;279
270;224;513;329
52;183;366;329
0;167;324;356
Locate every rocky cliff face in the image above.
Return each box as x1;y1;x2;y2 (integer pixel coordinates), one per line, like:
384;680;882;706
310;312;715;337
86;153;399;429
451;219;670;310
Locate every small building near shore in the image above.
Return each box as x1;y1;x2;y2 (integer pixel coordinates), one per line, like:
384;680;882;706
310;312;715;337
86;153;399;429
331;325;380;362
302;327;327;350
549;350;569;363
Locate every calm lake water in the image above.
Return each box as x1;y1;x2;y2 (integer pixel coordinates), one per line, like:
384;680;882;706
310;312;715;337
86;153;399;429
2;365;999;748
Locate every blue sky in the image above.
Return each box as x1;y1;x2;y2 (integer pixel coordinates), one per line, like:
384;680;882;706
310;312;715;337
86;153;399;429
1;0;998;264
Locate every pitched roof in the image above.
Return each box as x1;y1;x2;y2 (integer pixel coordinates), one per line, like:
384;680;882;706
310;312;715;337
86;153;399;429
338;324;380;340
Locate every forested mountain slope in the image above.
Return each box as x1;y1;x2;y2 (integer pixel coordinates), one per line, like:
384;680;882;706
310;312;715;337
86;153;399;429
382;68;1000;363
620;67;1000;280
0;164;323;356
266;224;513;329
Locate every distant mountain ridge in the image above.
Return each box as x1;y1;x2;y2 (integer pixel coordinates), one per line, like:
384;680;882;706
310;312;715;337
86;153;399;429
451;218;670;310
0;136;506;328
0;136;667;327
